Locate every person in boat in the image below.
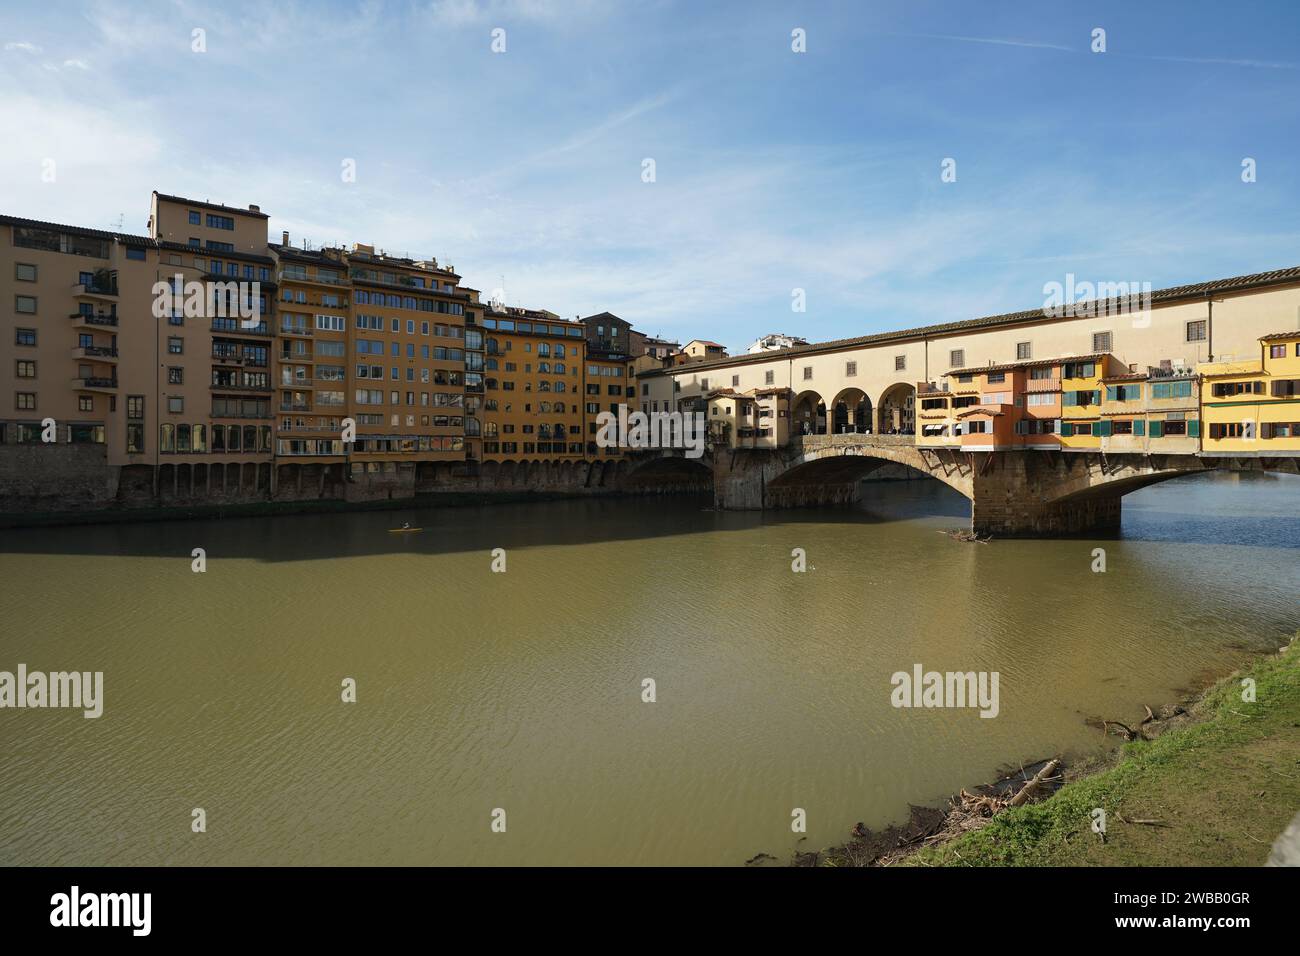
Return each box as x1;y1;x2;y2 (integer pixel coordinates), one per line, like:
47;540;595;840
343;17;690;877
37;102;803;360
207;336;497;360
402;522;411;530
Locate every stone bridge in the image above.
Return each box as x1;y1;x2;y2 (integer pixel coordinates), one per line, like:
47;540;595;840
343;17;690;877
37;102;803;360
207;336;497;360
630;435;1300;536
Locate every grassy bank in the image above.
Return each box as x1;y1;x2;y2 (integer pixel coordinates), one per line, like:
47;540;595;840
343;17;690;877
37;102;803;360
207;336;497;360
909;637;1299;866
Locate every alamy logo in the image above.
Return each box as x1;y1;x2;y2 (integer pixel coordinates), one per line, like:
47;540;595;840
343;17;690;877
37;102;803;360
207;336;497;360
890;664;1000;718
50;886;150;936
0;664;103;718
1042;273;1151;324
151;273;263;328
595;404;706;459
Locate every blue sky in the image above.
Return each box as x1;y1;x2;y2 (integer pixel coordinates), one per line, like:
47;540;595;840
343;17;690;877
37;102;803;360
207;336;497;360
2;0;1298;351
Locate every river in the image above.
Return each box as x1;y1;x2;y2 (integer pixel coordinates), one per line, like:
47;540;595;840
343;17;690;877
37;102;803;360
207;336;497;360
1;471;1296;865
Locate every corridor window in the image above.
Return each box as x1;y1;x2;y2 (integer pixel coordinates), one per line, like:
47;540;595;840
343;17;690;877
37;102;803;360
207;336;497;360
1186;320;1207;343
1016;342;1032;360
894;355;906;371
1092;331;1112;352
949;349;964;368
765;370;775;385
845;361;857;377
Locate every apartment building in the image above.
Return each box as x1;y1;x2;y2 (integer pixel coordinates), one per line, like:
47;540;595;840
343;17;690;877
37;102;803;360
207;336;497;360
148;193;277;473
270;242;350;463
1200;331;1300;455
2;216;156;460
480;305;587;461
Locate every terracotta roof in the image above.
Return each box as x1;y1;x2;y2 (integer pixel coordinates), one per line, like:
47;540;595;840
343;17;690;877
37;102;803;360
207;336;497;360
955;407;1004;418
948;353;1110;376
160;240;275;265
640;264;1300;377
1260;330;1300;341
0;214;154;247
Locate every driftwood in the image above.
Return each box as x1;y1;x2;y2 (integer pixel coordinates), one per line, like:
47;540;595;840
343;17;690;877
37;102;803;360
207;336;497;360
1009;759;1061;807
938;529;991;543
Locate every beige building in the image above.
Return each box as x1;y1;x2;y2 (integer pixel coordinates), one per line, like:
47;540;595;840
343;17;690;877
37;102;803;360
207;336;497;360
640;267;1300;444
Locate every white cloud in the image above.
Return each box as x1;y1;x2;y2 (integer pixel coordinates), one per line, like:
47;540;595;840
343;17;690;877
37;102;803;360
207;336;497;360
4;41;43;54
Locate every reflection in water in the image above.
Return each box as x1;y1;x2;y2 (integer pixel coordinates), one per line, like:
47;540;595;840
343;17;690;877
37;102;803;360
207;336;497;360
0;472;1296;865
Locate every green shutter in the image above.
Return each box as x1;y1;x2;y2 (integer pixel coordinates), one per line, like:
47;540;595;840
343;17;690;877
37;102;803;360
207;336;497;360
1188;419;1200;438
1150;420;1163;438
1133;419;1145;436
1096;419;1112;437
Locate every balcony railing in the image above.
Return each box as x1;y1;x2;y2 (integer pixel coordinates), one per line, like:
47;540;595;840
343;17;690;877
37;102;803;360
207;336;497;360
72;278;118;297
73;376;118;389
279;325;313;336
70;312;118;327
210;320;270;336
76;346;118;359
277;270;348;287
212;381;273;392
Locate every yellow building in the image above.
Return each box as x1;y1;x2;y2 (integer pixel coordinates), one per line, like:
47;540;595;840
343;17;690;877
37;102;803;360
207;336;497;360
1200;332;1300;455
1098;364;1200;454
584;351;635;458
480;306;586;462
1059;353;1127;450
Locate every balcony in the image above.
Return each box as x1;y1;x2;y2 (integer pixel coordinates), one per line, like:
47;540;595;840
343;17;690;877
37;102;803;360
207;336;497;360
279;403;313;413
71;345;118;363
209;319;270;336
211;380;273;392
70;311;118;328
71;376;118;392
71;275;118;300
280;378;314;388
279;325;314;337
1025;377;1061;393
277;269;349;287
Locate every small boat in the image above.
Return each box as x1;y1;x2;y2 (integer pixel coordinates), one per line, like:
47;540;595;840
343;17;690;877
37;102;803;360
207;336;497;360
388;525;423;534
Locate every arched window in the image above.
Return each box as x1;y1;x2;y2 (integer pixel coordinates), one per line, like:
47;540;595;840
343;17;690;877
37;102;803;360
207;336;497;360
538;362;550;373
486;358;498;370
177;424;191;453
539;381;551;392
192;424;207;452
538;343;550;357
260;426;272;451
244;425;257;450
227;425;241;451
554;363;565;374
554;423;567;436
554;402;565;413
555;345;565;358
212;424;226;452
486;338;499;355
485;422;498;437
465;418;481;436
554;381;566;393
160;423;175;453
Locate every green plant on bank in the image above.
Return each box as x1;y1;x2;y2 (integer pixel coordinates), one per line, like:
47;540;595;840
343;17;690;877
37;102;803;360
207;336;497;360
906;636;1300;867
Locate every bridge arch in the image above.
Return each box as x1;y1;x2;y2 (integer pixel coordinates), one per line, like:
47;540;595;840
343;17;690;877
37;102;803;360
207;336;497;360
791;390;826;436
767;442;973;503
876;382;915;435
829;387;872;435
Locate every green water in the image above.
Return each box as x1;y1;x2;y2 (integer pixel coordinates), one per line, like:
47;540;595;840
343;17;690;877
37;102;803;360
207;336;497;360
0;471;1296;865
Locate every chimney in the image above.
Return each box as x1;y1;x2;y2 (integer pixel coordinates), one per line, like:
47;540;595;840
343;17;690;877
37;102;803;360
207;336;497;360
249;204;261;213
282;230;290;246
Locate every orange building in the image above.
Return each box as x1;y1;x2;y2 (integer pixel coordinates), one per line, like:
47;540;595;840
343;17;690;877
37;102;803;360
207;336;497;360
480;305;587;461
